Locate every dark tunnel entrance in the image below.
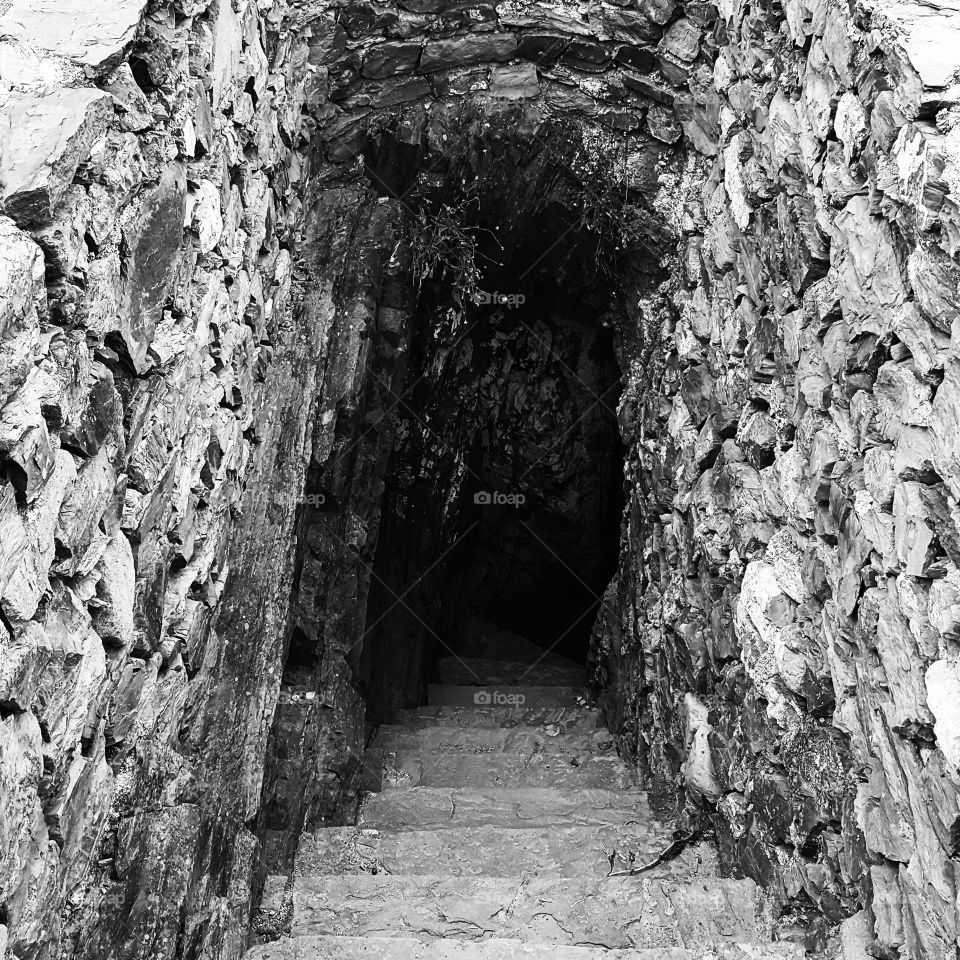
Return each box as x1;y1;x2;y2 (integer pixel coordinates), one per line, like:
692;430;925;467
435;299;625;662
361;280;626;710
357;115;632;719
252;106;676;887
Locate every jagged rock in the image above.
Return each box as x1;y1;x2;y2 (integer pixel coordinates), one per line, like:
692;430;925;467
660;18;701;62
0;373;57;504
833;196;908;325
362;42;422;79
55;448;121;576
489;63;539;99
0;218;44;407
419;34;517;72
907;240;960;332
925;658;960;771
0;451;76;622
90;533;135;648
102;64;154;132
647;104;683;143
0;89;113;225
0;0;147;74
25;582;107;759
0;710;55;952
681;692;721;798
561;40;612;72
118;163;187;372
211;0;243;108
60;361;124;458
601;7;665;43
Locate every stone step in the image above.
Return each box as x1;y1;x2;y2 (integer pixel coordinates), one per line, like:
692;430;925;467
291;874;765;948
248;935;805;960
363;744;633;790
296;823;719;879
398;702;601;731
359;786;651;830
428;684;582;708
436;657;586;686
369;724;616;757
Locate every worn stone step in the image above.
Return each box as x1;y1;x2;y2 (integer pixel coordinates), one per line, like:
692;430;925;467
398;702;601;731
297;823;719;879
369;724;616;757
428;684;582;708
358;786;651;830
292;874;764;948
248;935;805;960
362;743;633;790
398;707;600;732
436;657;586;686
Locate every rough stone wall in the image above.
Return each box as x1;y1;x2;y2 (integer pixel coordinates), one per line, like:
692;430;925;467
255;187;411;884
596;0;960;955
0;2;333;956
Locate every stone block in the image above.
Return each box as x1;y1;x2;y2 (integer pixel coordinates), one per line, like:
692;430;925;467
0;218;44;407
118;163;187;372
419;33;517;72
488;63;539;100
0;0;147;74
362;42;422;79
0;89;113;225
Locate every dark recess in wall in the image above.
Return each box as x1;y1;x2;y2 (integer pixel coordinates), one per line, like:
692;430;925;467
356;115;657;721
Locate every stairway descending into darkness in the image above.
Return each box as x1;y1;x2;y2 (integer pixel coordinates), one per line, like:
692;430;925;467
249;639;803;960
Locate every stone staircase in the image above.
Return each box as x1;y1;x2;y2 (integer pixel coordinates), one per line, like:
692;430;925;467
249;650;802;960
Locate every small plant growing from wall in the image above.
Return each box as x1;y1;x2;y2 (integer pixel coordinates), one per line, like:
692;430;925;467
405;198;484;307
543;119;662;283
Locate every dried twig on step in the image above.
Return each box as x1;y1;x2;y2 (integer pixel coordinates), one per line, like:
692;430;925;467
606;830;697;877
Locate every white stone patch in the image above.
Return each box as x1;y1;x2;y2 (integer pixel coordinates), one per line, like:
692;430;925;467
764;448;816;524
853;489;896;568
834;92;869;165
929;568;960;650
925;658;960;771
91;533;135;647
893;482;936;576
864;446;896;507
1;451;77;622
189;181;225;255
0;38;84;93
723;134;754;229
896;575;935;656
0;0;148;72
765;528;808;603
713;48;735;91
667;395;697;453
869;0;960;105
736;561;798;699
212;0;243;108
767;91;801;169
838;910;872;960
681;692;721;799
